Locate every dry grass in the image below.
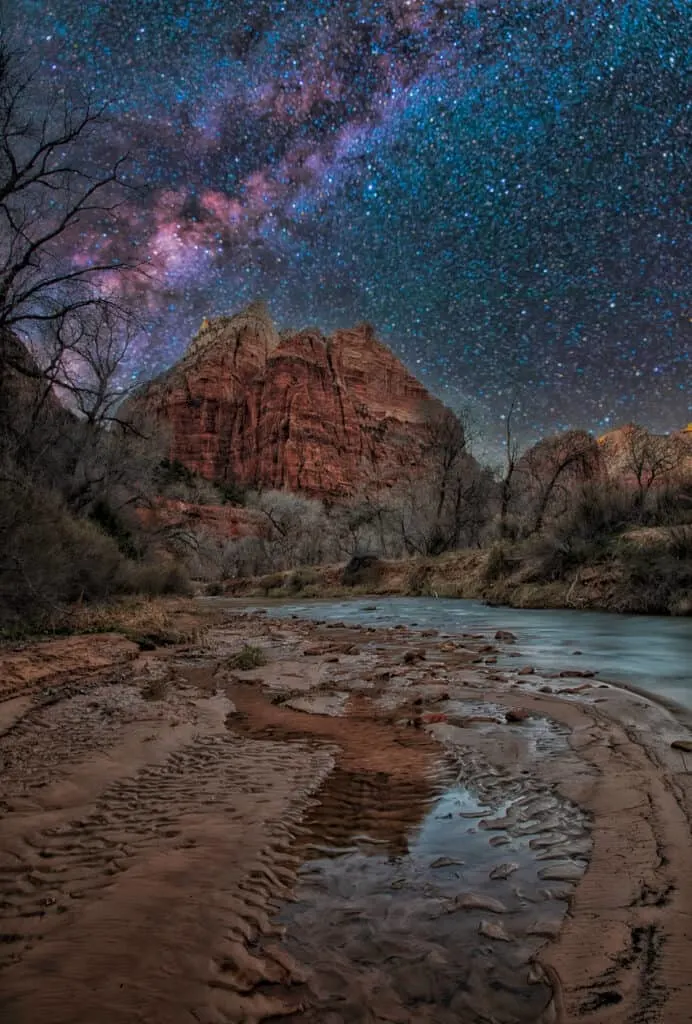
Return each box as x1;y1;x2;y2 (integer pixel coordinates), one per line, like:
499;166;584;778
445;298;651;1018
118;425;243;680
2;596;217;647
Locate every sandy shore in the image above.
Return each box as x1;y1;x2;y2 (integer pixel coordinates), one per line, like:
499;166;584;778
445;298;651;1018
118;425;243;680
0;604;690;1023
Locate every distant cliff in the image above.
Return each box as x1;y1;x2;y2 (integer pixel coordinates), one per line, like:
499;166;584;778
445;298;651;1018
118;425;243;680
128;302;449;498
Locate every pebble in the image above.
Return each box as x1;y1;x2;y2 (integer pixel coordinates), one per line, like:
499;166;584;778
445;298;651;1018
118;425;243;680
456;893;508;913
559;683;592;695
538;861;585;882
527;919;562;938
506;708;530;723
430;857;464;869
490;861;520;880
479;919;511;941
489;835;511;847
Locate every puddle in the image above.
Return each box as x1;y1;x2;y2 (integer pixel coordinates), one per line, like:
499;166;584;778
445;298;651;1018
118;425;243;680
272;757;590;1022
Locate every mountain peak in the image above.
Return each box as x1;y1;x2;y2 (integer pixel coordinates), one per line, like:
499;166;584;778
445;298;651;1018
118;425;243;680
186;301;279;362
129;309;454;498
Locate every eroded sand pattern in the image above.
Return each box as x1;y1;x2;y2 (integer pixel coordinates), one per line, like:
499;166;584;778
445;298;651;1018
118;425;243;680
0;606;691;1022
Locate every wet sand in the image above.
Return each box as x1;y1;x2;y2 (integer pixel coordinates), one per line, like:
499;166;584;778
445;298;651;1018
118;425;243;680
0;608;691;1022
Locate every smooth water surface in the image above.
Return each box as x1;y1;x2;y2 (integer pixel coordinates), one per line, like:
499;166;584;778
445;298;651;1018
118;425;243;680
278;755;585;1023
263;597;692;709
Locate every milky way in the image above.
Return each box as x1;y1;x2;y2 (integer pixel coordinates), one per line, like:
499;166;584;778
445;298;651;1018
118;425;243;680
9;0;691;449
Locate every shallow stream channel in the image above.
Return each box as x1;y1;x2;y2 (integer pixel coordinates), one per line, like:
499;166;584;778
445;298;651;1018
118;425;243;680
232;597;638;1021
263;595;692;709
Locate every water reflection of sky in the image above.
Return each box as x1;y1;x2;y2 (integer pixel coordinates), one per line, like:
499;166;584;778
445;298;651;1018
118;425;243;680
264;598;692;709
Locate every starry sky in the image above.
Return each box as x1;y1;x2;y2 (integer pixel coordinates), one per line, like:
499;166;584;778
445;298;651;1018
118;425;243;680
8;0;691;449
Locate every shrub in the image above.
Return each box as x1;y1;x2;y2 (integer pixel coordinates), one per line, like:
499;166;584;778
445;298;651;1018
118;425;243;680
141;677;169;701
117;559;192;598
286;567;320;593
0;478;124;626
259;571;287;595
217;477;247;506
408;563;433;596
667;525;692;560
520;533;603;582
483;542;514;582
342;554;383;587
558;483;638;543
228;644;267;670
89;499;140;558
0;474;193;630
155;457;197;490
618;545;692;615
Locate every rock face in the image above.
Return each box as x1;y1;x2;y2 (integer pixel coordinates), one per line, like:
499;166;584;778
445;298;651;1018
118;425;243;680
130;303;448;498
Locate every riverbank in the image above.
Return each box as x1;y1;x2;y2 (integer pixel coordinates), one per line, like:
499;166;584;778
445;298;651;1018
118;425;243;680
1;600;691;1022
223;532;692;617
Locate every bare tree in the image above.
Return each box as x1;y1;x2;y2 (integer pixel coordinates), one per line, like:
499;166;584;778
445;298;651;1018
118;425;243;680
519;430;601;536
498;398;519;540
47;301;140;427
249;490;330;568
379;405;494;556
616;424;686;508
0;34;140;365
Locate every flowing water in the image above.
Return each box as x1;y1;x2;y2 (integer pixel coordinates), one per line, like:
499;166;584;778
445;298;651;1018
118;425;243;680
262;597;692;709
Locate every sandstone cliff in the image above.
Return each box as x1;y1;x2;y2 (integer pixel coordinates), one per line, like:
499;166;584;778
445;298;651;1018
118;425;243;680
596;424;692;486
130;303;448;498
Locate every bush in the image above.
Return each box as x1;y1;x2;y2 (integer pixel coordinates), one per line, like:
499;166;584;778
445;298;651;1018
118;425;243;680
117;558;192;597
618;544;692;615
408;563;433;596
228;644;267;670
89;499;140;558
259;571;287;595
217;478;247;506
667;525;692;560
286;567;320;593
558;483;638;542
155;457;197;490
341;554;383;588
0;478;124;626
519;533;603;582
0;475;192;629
483;542;514;582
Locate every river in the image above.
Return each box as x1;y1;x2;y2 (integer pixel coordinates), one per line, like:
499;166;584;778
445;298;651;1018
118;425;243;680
258;596;692;710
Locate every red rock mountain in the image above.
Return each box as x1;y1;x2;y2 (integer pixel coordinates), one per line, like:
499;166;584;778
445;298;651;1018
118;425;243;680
130;303;448;498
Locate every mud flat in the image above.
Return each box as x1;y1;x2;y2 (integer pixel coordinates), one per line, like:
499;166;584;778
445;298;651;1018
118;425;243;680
0;607;691;1022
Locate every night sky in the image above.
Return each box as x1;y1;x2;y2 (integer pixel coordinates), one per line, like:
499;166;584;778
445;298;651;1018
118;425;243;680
9;0;691;449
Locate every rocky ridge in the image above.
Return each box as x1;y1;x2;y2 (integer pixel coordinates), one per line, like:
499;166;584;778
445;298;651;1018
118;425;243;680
129;302;448;498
